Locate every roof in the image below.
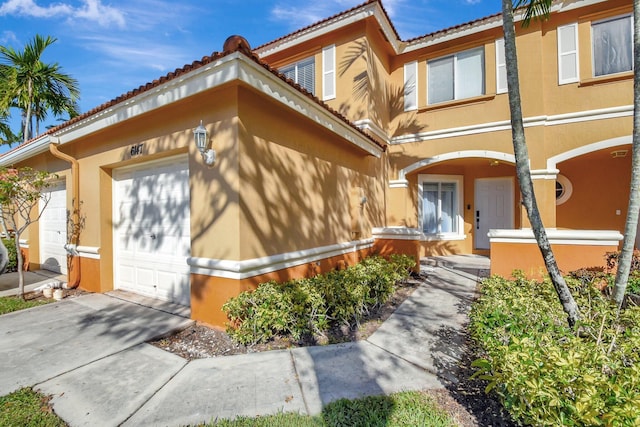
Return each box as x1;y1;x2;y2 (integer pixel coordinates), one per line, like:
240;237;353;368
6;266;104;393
1;37;385;162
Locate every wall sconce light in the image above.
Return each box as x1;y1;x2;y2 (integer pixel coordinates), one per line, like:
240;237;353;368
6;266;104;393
193;120;216;166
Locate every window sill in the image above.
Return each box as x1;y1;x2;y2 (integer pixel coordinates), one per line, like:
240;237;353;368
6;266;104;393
579;72;633;87
421;233;467;242
419;94;496;112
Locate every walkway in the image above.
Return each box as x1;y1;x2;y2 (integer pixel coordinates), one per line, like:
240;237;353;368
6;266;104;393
0;255;489;426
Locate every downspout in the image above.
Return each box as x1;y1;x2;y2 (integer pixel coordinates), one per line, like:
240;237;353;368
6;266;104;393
49;139;81;289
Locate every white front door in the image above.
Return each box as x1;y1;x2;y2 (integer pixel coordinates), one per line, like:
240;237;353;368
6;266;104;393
113;157;191;306
474;177;514;250
39;181;68;274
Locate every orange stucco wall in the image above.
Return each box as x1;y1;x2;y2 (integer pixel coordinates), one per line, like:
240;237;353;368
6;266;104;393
76;257;102;293
491;242;618;279
191;247;373;327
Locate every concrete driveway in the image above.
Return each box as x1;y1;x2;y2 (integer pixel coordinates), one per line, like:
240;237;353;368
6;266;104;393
0;293;193;397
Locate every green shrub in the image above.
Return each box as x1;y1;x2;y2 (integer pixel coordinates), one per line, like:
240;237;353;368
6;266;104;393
470;275;640;426
223;255;415;345
1;238;17;273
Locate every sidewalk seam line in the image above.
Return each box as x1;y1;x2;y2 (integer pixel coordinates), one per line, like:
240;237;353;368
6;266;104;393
364;336;443;380
118;357;189;426
288;349;312;416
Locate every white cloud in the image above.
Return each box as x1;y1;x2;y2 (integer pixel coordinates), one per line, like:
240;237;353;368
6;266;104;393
75;0;125;28
0;0;72;18
464;0;482;4
79;34;189;73
0;0;125;28
0;30;18;44
270;0;406;30
270;1;360;29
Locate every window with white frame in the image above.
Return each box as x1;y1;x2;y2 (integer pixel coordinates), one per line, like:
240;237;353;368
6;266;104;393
592;14;632;77
558;23;579;84
427;47;485;104
418;174;464;236
281;57;315;95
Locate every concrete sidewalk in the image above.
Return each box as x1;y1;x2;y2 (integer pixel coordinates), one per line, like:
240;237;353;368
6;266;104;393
1;256;489;426
0;269;66;296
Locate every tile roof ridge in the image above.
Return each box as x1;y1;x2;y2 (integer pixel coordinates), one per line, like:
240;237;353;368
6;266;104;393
3;34;385;159
253;0;401;52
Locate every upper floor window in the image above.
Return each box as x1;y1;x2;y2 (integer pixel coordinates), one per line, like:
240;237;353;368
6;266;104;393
592;15;632;77
427;47;485;104
281;57;315;95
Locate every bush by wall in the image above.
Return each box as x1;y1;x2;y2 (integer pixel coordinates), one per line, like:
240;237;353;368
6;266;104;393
470;273;640;426
1;238;17;273
222;254;415;345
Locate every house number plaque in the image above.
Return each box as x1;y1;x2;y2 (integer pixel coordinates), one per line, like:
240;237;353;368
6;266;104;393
129;143;144;157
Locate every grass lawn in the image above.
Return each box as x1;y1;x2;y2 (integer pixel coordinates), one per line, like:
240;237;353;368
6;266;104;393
207;391;456;427
0;388;65;427
0;294;51;315
0;389;455;427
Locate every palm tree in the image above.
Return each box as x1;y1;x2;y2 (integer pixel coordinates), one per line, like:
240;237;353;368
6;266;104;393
0;35;79;143
612;0;640;308
502;0;580;327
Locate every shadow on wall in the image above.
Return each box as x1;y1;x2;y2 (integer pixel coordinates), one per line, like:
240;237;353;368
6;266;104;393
337;39;427;139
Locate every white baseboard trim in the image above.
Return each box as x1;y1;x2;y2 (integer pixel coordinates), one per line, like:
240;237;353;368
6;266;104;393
188;238;375;279
488;229;623;246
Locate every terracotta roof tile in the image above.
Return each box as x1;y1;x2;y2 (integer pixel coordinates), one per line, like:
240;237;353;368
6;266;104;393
3;39;384;159
254;0;400;52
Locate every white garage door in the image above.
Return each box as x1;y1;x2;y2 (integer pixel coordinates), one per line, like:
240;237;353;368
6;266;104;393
113;157;191;306
39;181;68;274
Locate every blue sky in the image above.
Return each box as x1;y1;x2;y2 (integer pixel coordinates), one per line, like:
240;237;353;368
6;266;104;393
0;0;500;147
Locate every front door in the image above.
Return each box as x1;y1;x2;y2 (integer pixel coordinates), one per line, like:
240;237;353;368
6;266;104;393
474;177;514;249
39;181;68;274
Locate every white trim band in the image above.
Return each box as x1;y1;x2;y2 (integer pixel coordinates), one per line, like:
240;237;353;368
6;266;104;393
488;229;623;246
372;227;422;240
188;238;374;279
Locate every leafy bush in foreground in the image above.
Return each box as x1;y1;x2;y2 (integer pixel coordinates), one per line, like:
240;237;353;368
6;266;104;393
470;274;640;426
223;254;415;345
1;238;17;273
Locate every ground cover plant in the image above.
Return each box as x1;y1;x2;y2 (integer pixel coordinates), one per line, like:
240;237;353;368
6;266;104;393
0;388;65;426
470;272;640;426
222;254;415;345
0;293;51;315
206;391;456;427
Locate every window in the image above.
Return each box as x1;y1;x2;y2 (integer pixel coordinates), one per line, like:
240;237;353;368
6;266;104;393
281;57;315;95
427;47;485;104
558;23;579;84
322;45;336;100
556;174;573;205
496;39;507;94
592;15;632;77
418;175;463;236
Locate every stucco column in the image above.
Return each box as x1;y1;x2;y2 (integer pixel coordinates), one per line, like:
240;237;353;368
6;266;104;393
522;173;556;229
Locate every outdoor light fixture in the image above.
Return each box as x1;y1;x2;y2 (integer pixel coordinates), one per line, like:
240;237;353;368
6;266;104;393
193;120;216;166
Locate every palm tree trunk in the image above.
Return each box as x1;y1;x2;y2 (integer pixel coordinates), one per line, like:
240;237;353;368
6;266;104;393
23;79;33;142
613;0;640;307
502;0;579;327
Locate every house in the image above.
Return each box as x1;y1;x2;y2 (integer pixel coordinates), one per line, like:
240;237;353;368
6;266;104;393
0;0;631;326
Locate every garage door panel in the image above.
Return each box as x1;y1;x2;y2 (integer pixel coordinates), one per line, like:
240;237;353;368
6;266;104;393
113;157;191;306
